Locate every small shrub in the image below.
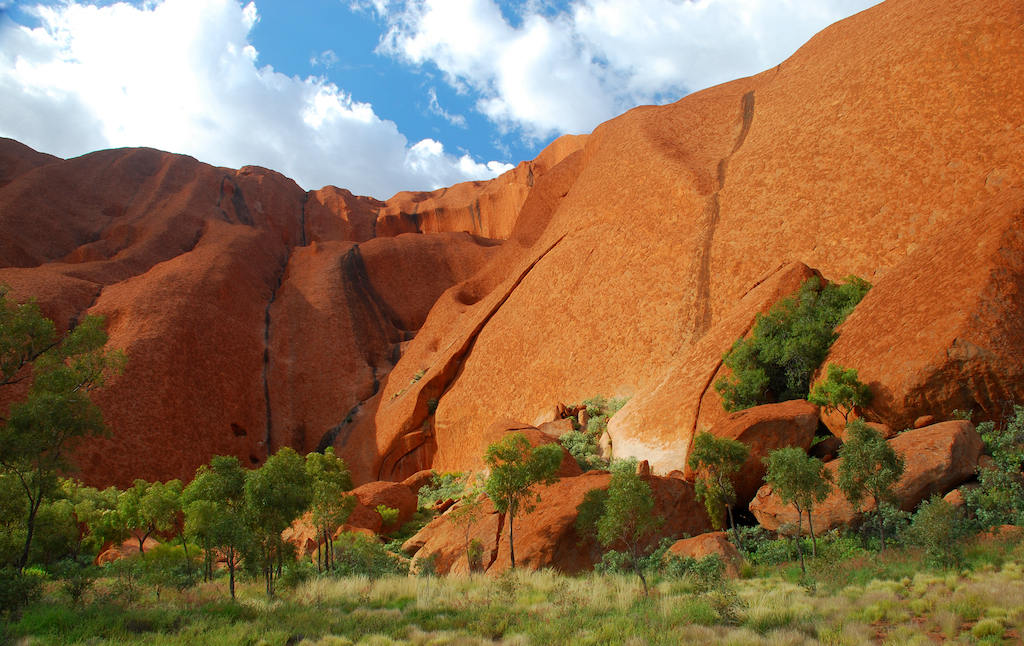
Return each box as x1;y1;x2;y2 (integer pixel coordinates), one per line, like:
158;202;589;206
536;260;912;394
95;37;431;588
417;472;467;509
376;505;400;528
908;495;971;568
0;566;44;616
972;618;1004;640
332;532;409;578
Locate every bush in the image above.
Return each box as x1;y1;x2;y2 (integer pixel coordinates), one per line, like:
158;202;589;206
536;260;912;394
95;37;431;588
417;472;467;509
714;275;870;411
908;495;971;569
331;533;409;578
0;566;44;616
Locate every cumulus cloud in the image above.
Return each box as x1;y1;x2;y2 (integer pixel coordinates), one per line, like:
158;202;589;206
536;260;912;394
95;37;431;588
0;0;513;197
369;0;882;141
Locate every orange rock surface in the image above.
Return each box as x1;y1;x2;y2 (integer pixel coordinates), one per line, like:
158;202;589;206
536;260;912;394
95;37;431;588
682;399;821;506
750;421;984;533
667;532;744;577
407;472;712;575
813;188;1024;436
1;0;1023;500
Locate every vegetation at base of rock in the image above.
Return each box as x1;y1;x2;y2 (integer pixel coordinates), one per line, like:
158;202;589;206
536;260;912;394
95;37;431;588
762;447;833;569
560;395;629;471
482;432;562;569
575;459;664;597
837;420;906;552
7;530;1024;646
416;471;467;509
0;286;128;571
908;495;969;569
808;364;873;424
715;276;871;412
963;406;1024;529
688;432;749;542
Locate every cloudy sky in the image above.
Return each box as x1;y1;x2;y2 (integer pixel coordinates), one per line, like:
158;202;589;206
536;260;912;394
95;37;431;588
0;0;880;199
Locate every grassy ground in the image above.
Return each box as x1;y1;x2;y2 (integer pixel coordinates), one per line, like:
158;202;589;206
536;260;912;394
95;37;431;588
5;535;1024;646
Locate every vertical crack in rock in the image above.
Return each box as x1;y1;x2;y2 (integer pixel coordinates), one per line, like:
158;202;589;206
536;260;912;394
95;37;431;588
690;90;756;341
376;234;569;480
263;249;289;453
488;512;506;572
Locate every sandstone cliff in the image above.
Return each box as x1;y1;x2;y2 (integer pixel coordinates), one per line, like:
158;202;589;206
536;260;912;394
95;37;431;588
1;0;1022;489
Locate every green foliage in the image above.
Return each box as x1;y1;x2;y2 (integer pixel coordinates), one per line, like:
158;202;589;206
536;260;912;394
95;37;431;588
331;532;409;578
714;276;871;412
0;565;44;616
417;471;467;508
963;467;1024;529
181;455;248;598
837;420;906;551
687;432;749;538
117;478;183;554
305;448;354;573
0;291;127;569
560;430;603;471
908;495;970;569
244;447;311;596
763;447;833;565
375;505;400;528
483;432;562;568
808;364;873;423
558;395;629;471
977;406;1024;472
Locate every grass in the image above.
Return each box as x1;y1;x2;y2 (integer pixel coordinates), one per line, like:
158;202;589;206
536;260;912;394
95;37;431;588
6;534;1024;645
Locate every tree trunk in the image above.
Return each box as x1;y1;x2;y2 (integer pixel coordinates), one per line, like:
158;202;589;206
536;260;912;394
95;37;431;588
795;508;806;574
508;515;516;569
728;504;740;548
877;505;887;552
808;511;817;558
18;493;42;570
228;548;236;600
635;557;649;599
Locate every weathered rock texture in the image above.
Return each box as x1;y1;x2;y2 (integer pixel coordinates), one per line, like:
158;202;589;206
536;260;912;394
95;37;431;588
750;421;984;532
813;187;1024;437
667;532;744;577
682;399;821;505
406;472;712;575
1;0;1023;491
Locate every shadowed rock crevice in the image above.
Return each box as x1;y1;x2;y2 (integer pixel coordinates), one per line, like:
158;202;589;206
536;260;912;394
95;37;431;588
691;90;757;341
262;250;290;452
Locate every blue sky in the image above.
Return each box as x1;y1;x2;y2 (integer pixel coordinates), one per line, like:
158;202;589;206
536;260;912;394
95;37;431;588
0;0;880;199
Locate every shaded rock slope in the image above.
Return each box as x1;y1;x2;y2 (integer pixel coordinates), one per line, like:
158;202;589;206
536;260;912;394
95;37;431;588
1;0;1022;490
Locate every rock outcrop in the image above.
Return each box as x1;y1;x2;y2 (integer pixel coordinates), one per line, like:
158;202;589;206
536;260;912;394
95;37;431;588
682;399;820;505
406;472;712;575
667;532;744;577
750;421;985;532
812;188;1024;437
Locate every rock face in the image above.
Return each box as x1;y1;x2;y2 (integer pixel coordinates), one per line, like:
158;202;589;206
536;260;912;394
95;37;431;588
813;188;1024;437
407;472;713;575
2;0;1023;495
667;532;744;577
750;421;985;532
682;399;820;505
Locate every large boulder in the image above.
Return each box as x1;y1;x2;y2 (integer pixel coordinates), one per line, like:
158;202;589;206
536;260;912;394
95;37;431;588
750;420;984;532
406;473;713;575
813;187;1024;437
666;532;744;577
682;399;820;505
349;481;418;533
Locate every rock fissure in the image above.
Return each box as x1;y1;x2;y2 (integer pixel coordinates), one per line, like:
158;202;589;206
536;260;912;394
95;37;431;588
262;249;289;453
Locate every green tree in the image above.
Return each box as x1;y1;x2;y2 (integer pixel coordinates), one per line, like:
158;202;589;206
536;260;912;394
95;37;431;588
445;473;485;573
909;494;969;569
0;300;126;570
483;432;562;569
593;462;664;597
305;447;354;573
687;432;749;543
715;276;871;411
837;420;905;551
762;447;833;571
117;479;183;554
808;364;872;424
181;455;248;598
244;447;310;596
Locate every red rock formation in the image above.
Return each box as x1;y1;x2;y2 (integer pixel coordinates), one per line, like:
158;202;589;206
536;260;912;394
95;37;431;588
682;399;821;505
666;532;744;577
813;188;1024;437
407;472;712;575
0;138;59;190
381;0;1024;483
750;421;984;533
349;480;418;533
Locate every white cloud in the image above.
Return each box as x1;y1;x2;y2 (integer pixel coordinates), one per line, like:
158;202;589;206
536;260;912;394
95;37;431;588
310;49;340;68
427;87;467;128
0;0;512;198
371;0;883;141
